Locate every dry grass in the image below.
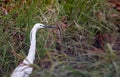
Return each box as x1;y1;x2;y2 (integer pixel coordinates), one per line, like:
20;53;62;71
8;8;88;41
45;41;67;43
0;0;120;77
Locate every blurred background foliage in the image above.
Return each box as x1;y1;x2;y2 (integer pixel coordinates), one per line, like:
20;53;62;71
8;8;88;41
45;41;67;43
0;0;120;77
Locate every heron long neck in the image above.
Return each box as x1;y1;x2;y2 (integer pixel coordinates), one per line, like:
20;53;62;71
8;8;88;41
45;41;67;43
23;28;37;64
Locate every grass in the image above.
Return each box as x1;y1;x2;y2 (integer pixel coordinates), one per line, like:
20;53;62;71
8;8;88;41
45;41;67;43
0;0;120;77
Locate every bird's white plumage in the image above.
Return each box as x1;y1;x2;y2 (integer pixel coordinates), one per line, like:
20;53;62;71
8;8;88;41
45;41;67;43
10;63;33;77
11;23;47;77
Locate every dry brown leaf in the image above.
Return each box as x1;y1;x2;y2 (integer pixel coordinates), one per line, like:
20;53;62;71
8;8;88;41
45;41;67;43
95;12;106;21
108;0;120;11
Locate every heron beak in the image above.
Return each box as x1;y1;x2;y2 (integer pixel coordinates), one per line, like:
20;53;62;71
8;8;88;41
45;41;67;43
44;25;56;28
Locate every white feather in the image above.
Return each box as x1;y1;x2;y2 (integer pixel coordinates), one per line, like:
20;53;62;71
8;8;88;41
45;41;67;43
11;23;46;77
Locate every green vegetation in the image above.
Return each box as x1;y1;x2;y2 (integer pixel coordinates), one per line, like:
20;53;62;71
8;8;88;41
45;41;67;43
0;0;120;77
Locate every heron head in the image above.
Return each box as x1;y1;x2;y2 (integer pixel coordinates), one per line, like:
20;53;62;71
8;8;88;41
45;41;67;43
30;23;55;42
34;23;55;29
34;23;46;29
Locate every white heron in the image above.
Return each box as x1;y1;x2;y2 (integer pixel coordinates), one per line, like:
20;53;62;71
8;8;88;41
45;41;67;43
11;23;55;77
